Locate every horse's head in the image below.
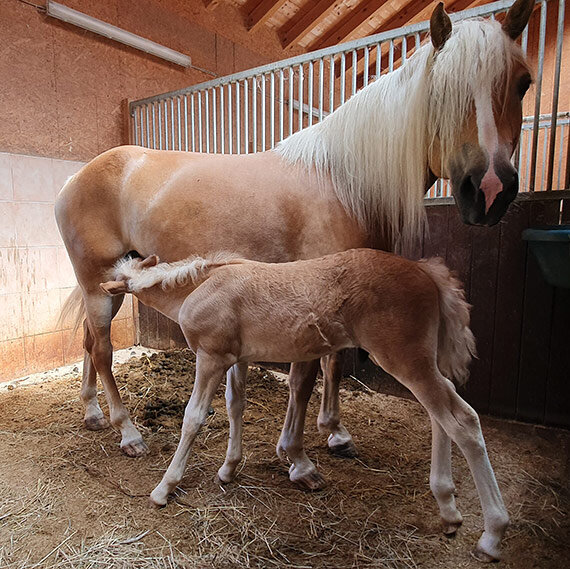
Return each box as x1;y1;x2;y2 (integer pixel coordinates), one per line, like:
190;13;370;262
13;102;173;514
427;0;534;226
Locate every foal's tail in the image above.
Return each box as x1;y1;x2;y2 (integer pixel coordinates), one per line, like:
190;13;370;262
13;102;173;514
418;258;476;385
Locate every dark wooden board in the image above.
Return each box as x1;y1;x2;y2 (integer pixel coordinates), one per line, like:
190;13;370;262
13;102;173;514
488;202;529;418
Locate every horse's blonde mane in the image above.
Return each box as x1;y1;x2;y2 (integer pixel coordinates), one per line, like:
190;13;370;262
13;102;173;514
276;19;527;246
114;252;242;293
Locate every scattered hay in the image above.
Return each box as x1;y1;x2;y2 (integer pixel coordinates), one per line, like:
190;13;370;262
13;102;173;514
0;349;568;568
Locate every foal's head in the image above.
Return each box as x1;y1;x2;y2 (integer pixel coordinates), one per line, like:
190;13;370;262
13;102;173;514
427;0;534;226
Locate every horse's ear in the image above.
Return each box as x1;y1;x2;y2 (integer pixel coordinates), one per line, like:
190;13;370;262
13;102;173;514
139;254;160;268
100;280;129;296
502;0;534;40
430;3;452;51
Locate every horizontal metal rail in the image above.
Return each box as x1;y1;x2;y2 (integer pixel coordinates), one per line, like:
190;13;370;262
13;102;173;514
129;0;567;196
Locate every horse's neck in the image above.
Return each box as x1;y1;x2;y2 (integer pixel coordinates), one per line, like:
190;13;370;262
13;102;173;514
134;286;186;324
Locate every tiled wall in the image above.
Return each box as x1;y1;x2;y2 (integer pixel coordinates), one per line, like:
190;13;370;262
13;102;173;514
0;152;135;382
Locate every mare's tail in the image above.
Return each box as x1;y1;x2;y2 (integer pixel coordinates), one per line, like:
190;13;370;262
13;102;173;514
418;258;476;385
57;286;85;339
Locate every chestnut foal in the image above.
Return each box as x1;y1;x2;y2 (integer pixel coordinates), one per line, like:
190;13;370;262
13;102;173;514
101;249;508;561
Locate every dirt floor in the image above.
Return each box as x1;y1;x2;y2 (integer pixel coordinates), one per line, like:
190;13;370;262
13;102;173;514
0;349;568;569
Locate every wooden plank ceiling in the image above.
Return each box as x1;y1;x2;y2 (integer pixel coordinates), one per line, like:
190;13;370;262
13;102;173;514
205;0;495;52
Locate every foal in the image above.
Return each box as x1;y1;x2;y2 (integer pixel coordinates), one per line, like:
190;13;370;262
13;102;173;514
101;249;507;561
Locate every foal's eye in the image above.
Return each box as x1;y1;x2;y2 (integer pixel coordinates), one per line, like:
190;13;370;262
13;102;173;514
517;74;532;99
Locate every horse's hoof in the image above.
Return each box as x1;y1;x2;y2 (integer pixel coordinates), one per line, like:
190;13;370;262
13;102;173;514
121;438;149;457
290;469;327;491
329;440;358;458
84;415;109;431
149;492;167;509
217;466;235;484
443;520;463;537
471;547;499;563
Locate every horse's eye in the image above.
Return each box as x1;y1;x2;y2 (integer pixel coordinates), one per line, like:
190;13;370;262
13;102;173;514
518;74;532;99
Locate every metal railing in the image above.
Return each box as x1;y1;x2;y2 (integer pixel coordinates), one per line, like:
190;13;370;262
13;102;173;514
129;0;568;196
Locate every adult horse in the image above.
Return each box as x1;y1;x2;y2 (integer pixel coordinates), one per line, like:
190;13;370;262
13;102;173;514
56;1;533;496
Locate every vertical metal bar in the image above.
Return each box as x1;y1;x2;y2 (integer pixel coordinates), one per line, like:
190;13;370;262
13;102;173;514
546;0;565;191
389;40;394;72
329;55;334;113
529;1;547;192
348;51;352;96
288;67;294;136
212;88;217;153
541;125;548;191
270;71;275;148
375;43;381;78
198;91;203;152
163;100;169;150
236;81;241;153
261;74;266;150
220;86;225;154
557;123;565;190
190;94;196;152
145;104;150;148
340;52;346;105
228;83;233;154
318;57;324;121
298;63;304;131
279;70;284;141
415;33;420;52
177;97;182;150
183;97;188;151
133;107;140;145
170;98;175;150
402;36;407;64
525;127;532;191
253;76;257;150
363;47;369;86
308;62;314;127
158;102;163;150
152;103;157;149
205;90;210;153
521;23;528;56
244;79;249;153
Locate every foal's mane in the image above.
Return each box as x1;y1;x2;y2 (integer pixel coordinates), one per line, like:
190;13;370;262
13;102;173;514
276;19;528;246
114;252;243;293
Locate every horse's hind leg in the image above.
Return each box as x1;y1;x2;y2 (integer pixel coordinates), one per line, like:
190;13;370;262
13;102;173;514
81;294;124;431
218;362;248;483
397;366;508;561
83;292;148;457
277;360;326;490
317;351;358;457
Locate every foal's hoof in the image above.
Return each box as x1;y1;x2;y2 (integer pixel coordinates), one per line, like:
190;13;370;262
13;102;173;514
149;492;167;509
84;415;110;431
217;465;236;484
471;547;499;563
120;438;149;458
328;440;359;458
443;520;463;537
289;466;327;491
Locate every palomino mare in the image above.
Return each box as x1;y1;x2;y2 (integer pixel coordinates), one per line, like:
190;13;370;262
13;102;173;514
55;1;534;490
97;250;508;561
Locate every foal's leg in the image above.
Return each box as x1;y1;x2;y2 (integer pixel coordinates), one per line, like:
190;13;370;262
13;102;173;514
402;369;509;561
81;294;124;431
430;416;463;535
277;360;326;490
150;351;226;506
83;292;148;457
218;362;248;483
318;351;358;457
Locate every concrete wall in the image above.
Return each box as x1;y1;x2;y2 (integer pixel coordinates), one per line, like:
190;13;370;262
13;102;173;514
0;0;293;381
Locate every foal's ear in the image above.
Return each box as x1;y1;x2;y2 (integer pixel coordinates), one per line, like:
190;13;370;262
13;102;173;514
502;0;534;40
139;254;160;268
100;280;129;296
430;3;452;51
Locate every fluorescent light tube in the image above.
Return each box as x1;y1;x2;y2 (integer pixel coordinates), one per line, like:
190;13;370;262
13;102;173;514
46;1;192;67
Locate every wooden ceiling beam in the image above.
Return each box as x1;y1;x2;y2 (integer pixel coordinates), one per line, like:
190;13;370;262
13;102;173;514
308;0;391;51
278;0;339;49
245;0;289;33
370;0;434;36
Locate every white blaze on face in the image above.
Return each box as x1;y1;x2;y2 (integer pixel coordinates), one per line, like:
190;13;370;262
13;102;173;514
475;91;503;213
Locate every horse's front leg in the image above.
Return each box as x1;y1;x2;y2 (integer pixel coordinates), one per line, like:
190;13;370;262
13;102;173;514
317;351;358;457
218;362;248;483
277;360;326;490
